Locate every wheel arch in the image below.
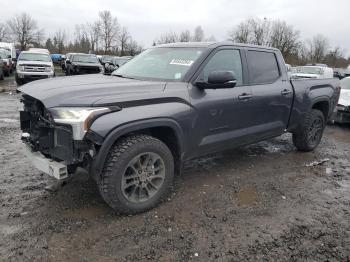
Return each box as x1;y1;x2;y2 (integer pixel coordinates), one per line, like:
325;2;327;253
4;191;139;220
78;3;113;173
311;98;330;120
91;118;185;180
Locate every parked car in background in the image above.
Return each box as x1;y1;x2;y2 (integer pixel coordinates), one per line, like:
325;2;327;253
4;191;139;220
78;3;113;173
19;42;340;214
0;42;17;69
62;53;77;70
0;48;13;76
28;48;50;54
0;56;4;80
15;51;54;85
333;68;346;79
104;56;132;75
331;77;350;123
291;66;334;79
65;53;103;75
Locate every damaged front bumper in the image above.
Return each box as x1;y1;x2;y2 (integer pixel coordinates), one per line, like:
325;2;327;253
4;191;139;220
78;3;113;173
22;143;68;180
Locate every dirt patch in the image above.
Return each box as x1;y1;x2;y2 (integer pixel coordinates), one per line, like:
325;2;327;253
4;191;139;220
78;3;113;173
0;93;350;261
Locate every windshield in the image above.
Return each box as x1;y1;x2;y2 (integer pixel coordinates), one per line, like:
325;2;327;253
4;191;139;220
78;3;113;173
340;77;350;90
19;53;51;62
102;56;113;63
112;47;204;81
72;55;99;63
296;66;323;75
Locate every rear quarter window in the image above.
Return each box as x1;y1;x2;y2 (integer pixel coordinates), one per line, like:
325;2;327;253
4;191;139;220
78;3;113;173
247;51;280;84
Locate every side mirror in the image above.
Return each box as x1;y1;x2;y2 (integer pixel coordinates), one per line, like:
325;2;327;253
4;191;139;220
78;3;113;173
196;71;237;89
66;60;71;64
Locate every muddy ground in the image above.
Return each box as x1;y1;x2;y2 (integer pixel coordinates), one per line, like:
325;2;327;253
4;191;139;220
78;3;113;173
0;80;350;261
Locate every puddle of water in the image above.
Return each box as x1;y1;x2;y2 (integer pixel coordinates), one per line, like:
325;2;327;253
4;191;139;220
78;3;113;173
0;118;18;123
63;206;108;220
237;186;259;206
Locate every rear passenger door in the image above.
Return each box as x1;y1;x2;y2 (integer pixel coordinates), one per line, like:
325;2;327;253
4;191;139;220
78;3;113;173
246;49;293;138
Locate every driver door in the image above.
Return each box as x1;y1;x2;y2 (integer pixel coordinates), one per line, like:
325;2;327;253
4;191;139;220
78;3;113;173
188;48;257;157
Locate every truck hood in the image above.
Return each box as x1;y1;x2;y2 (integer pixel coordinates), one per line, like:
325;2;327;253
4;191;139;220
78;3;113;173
18;74;167;108
17;60;53;66
71;62;101;67
338;89;350;106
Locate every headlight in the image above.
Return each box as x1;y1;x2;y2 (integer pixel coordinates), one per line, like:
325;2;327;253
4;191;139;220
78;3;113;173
49;107;111;140
45;66;52;72
17;65;25;72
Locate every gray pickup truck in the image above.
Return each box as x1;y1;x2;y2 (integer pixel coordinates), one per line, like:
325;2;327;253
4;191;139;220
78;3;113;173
19;42;340;214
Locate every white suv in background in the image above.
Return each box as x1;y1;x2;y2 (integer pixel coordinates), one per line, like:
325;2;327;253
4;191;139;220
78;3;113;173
15;51;55;85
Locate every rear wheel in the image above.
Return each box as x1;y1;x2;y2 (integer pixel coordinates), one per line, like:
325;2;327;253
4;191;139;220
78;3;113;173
292;109;325;151
99;134;174;214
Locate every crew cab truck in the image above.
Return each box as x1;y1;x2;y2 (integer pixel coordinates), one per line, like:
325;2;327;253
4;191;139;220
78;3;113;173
19;42;340;214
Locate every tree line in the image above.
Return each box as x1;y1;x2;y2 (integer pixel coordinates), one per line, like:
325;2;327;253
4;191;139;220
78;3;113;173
154;18;349;68
0;11;143;56
0;13;349;67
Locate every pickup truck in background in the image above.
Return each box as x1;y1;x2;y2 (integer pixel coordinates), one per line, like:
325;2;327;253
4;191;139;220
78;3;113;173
19;42;340;214
15;50;55;85
64;53;103;75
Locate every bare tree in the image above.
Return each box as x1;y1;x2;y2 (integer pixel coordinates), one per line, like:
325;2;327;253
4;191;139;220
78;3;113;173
228;21;250;43
179;30;191;42
228;17;270;45
156;31;178;44
53;29;66;53
0;23;9;42
270;20;300;59
86;21;100;52
119;26;130;56
249;18;270;45
307;34;329;63
7;13;42;50
98;10;120;53
193;26;204;41
126;38;143;56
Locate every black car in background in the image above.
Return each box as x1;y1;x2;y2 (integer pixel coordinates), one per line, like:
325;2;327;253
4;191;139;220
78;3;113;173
104;56;132;75
65;53;103;75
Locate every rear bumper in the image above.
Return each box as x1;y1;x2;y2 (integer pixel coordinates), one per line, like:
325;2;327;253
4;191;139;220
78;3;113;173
22;144;68;180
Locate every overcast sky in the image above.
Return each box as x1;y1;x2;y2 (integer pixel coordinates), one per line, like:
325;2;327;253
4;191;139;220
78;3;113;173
1;0;349;54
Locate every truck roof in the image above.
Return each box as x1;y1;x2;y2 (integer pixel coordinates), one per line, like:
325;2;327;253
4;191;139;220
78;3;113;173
156;41;279;51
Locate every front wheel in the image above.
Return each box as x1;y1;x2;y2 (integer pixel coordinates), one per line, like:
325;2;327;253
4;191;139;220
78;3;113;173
99;134;174;214
292;109;325;152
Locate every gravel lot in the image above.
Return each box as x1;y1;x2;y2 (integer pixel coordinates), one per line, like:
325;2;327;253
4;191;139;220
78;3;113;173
0;78;350;261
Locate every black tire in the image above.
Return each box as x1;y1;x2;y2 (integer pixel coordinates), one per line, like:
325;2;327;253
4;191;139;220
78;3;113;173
99;134;174;214
0;71;4;80
15;74;23;86
292;109;325;152
4;69;9;77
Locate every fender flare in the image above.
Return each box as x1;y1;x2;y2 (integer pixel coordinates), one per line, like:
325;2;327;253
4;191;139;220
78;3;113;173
309;96;331;116
91;118;185;178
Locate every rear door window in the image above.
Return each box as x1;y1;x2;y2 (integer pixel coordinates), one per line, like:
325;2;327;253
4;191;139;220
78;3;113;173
247;51;280;84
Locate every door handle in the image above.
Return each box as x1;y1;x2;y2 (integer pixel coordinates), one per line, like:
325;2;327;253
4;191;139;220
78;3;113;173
238;93;253;101
281;89;292;96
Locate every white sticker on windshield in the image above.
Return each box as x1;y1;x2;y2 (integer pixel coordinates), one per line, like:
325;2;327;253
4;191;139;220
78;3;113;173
169;59;194;66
